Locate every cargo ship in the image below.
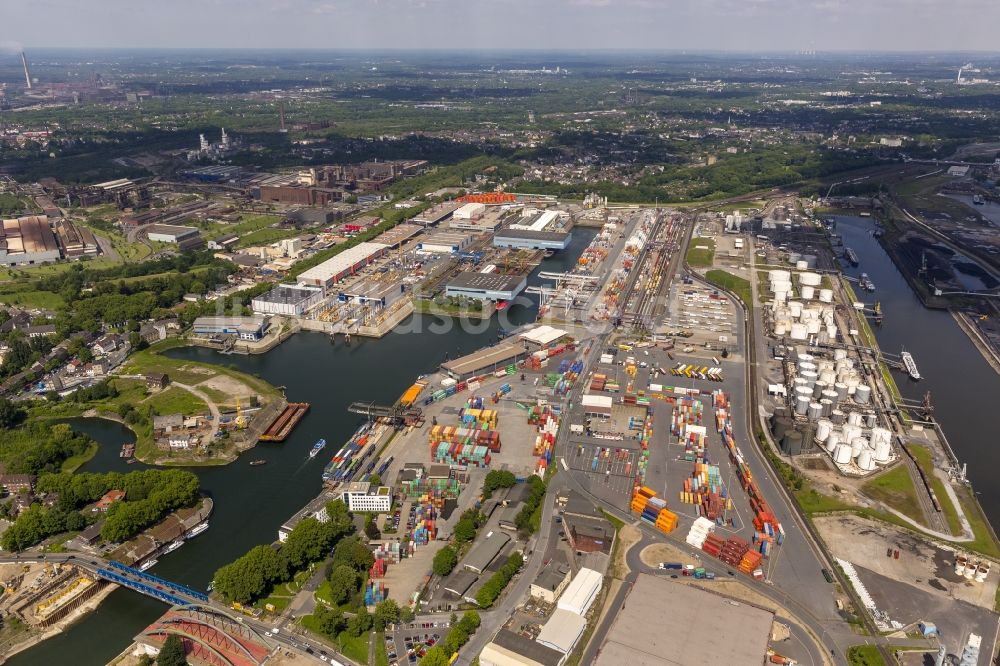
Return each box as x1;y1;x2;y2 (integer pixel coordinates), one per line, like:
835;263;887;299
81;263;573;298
259;402;311;442
309;438;327;458
844;247;859;266
185;522;209;539
901;350;921;381
249;459;267;466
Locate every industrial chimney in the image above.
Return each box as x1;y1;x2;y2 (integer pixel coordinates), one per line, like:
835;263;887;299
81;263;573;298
20;51;32;90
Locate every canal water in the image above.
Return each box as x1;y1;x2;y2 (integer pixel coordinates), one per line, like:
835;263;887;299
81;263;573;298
9;228;598;665
835;215;1000;525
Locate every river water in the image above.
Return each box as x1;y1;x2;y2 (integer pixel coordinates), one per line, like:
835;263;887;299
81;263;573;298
8;229;597;666
835;215;1000;524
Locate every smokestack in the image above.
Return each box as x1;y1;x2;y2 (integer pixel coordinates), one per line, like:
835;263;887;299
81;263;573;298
20;51;32;90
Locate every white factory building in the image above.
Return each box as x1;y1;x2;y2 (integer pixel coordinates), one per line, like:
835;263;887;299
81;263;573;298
340;483;393;513
297;242;389;289
251;284;324;316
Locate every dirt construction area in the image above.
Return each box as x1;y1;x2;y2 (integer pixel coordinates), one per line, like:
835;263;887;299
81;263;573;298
814;514;999;610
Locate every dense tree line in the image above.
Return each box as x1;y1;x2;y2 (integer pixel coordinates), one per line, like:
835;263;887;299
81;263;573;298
474;551;523;608
482;470;516;498
213;500;354;605
0;421;94;476
1;468;201;551
515;476;547;535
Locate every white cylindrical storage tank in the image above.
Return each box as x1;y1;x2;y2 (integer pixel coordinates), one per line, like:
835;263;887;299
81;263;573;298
834;348;848;361
793;377;810;389
812;380;827;399
820;370;837;385
773;290;788;304
834;382;849;400
800;272;822;286
801;370;818;385
816;420;832;443
773;320;788;336
819;288;833;303
834;444;852;464
769;269;791;283
789;301;803;318
846;376;860;393
798;360;817;373
842;424;862;443
795;395;811;415
798;353;814;363
873;439;891;463
855;384;872;405
790;323;808;340
806;319;822;335
807;402;823;421
801;285;815;300
847;411;863;426
857;449;875;471
826;324;838;341
825;431;840;453
830;409;846;425
795;260;808;270
864;413;877;428
795;385;813;400
820;398;833;417
851;437;868;458
871;427;891;447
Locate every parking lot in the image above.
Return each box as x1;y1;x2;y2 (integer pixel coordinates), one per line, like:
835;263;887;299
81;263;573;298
386;622;447;666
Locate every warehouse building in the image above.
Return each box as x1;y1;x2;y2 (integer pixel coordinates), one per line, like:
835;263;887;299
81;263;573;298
411;201;462;227
536;609;587;655
251;284;324;316
556;568;602;616
417;231;473;255
297;242;389;289
592;573;775;666
192;316;270;341
493;228;572;251
530;552;571;603
145;224;204;250
54;219;99;258
443;569;479;602
463;531;511;574
581;394;613;417
0;216;61;266
519;325;567;350
445;272;527;302
480;630;565;666
452;202;486;220
441;342;528;380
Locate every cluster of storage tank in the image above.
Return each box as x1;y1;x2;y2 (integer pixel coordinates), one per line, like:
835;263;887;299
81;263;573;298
955;554;991;583
767;270;837;343
791;352;873;420
818;420;893;471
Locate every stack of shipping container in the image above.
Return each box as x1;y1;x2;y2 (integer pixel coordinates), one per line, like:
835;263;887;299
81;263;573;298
409;503;436;547
630;486;678;534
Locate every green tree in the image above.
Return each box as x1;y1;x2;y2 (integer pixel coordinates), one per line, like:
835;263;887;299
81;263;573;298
373;599;400;632
157;634;187;666
432;546;458;577
332;536;374;572
282;517;335;569
452;517;476;544
325;499;354;537
327;564;359;605
0;398;26;429
313;604;346;638
346;607;372;637
213;545;289;604
419;646;451;666
482;470;516;498
400;605;415;623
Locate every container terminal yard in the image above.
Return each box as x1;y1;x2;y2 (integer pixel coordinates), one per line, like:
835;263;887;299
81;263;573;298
207;198;999;666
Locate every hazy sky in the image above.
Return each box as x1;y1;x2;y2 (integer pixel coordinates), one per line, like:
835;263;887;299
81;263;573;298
4;0;1000;52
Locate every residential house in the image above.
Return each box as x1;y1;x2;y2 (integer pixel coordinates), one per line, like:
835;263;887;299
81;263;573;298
96;490;126;511
145;373;169;391
0;474;36;494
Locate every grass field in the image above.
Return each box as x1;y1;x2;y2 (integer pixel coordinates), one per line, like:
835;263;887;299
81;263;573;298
861;464;924;524
146;386;209;416
847;645;885;666
686;238;716;267
204;213;283;241
375;632;389;666
60;442;98;473
236;226;302;248
705;269;752;307
908;445;962;536
336;631;370;665
0;288;66;310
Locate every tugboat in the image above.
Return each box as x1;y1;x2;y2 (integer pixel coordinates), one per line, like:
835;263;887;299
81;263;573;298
249;459;267;467
309;438;327;458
